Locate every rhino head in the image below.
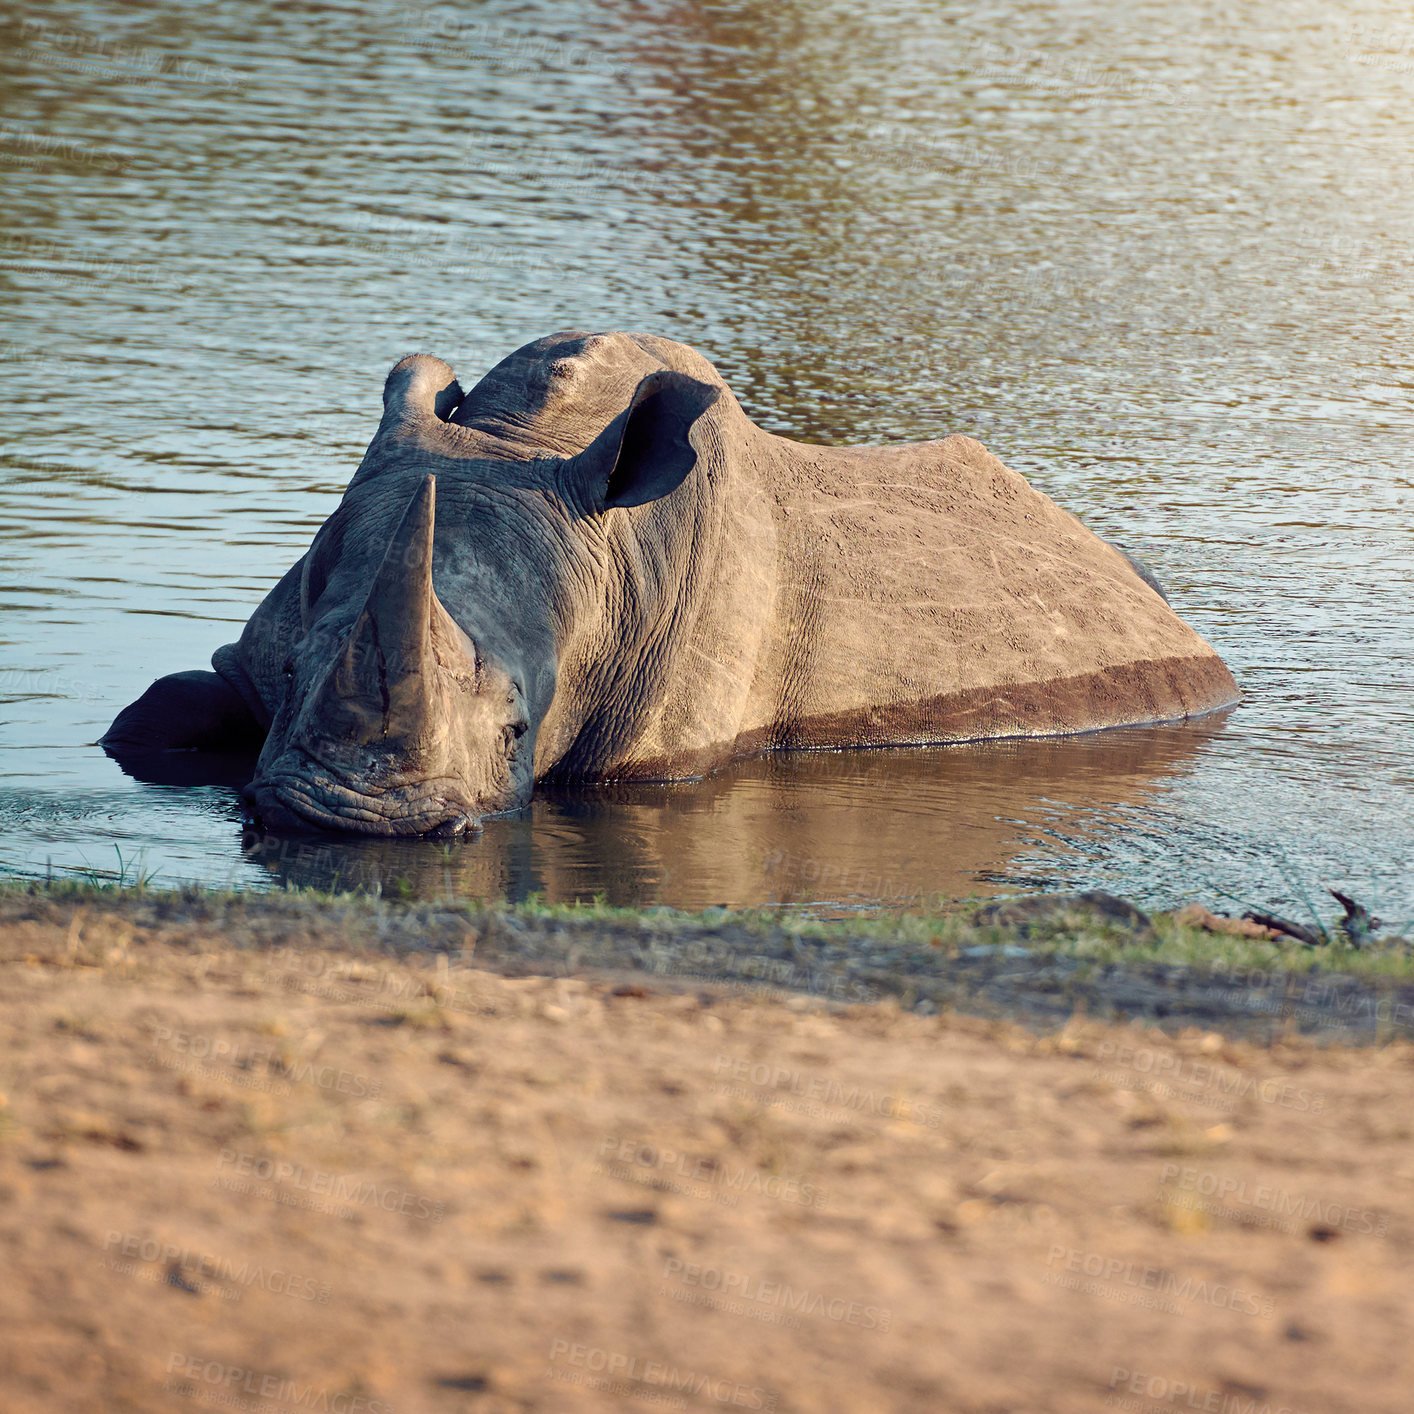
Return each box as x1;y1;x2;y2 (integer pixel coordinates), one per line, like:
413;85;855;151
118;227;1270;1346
243;474;525;836
240;349;722;837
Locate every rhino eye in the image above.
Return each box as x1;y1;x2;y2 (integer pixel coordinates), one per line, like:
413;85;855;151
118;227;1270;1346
282;658;296;679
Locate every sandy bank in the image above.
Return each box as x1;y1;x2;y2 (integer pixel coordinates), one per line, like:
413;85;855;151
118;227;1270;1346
0;892;1411;1412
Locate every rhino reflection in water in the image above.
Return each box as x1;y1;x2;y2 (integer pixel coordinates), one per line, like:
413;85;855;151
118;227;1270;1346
102;331;1239;837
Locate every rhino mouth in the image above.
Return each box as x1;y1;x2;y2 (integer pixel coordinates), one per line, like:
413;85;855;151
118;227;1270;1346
242;768;481;839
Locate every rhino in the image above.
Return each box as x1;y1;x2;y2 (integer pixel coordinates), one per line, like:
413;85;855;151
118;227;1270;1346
102;330;1239;836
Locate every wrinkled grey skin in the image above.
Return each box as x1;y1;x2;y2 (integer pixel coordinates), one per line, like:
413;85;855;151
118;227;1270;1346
104;329;1224;837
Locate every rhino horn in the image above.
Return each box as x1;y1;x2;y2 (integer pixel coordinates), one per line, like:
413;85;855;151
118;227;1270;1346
335;474;446;735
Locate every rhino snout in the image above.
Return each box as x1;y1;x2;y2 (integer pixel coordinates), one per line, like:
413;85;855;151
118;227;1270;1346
240;767;484;839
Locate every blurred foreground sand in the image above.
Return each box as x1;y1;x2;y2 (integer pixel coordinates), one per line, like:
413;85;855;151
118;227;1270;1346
1;899;1411;1413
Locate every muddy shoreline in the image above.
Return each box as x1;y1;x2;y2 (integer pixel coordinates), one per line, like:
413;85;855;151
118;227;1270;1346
6;887;1410;1045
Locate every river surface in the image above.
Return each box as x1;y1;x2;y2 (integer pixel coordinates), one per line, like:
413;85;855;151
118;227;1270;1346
1;1;1411;921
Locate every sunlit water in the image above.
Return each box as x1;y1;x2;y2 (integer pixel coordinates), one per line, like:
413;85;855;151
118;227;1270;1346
1;1;1411;921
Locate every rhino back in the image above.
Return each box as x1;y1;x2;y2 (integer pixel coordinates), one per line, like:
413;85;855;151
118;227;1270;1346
742;432;1237;750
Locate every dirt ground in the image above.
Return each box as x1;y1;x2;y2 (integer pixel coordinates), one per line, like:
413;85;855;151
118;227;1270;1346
2;897;1412;1414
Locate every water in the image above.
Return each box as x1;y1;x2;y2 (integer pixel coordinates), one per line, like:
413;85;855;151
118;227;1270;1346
2;0;1411;920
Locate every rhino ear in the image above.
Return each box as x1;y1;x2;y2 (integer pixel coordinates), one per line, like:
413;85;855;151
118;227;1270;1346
570;371;721;511
380;354;464;429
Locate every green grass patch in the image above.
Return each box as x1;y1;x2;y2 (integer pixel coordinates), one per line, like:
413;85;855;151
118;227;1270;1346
3;874;1410;982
